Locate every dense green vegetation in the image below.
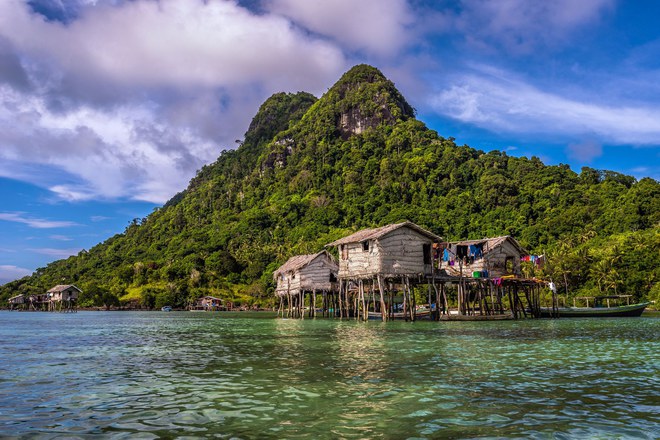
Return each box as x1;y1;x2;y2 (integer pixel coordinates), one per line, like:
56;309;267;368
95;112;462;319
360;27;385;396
2;65;658;309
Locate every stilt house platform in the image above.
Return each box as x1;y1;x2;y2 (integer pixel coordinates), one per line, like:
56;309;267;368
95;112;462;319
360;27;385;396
271;221;547;321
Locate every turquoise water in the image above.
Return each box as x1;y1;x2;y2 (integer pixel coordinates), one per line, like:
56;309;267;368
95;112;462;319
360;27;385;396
0;311;658;439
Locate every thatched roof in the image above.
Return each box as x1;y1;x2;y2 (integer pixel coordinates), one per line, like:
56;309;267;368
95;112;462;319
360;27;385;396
47;284;82;293
273;250;337;279
326;221;441;247
444;236;527;256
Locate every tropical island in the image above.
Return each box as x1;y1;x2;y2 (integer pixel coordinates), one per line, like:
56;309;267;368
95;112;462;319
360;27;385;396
1;65;658;311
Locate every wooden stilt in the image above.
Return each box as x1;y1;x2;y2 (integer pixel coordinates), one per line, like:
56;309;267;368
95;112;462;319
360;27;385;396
377;275;387;322
409;277;416;322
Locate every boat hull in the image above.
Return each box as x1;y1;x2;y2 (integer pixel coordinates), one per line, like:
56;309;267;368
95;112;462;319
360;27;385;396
539;302;650;318
368;310;431;320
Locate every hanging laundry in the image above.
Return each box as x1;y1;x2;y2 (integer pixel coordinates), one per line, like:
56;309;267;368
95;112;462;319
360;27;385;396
469;244;483;258
536;255;545;266
443;249;450;262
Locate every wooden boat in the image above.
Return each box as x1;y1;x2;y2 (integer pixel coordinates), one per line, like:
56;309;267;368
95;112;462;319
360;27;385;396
540;295;650;318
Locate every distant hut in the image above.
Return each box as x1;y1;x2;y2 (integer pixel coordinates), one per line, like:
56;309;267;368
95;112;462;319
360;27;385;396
273;250;338;318
8;294;25;310
190;296;224;311
438;236;527;278
47;285;81;312
326;221;441;321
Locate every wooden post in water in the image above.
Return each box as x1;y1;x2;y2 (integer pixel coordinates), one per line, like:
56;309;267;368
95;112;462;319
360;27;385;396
410;277;416;322
377;275;387;322
427;282;433;319
507;286;516;319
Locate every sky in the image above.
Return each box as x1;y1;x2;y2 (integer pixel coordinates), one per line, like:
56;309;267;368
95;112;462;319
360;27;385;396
1;0;659;284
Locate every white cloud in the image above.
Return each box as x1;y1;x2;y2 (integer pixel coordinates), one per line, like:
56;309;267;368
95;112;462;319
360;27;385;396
0;0;351;203
452;0;615;53
0;265;32;284
49;235;74;241
0;212;79;228
0;0;345;90
0;86;213;203
28;247;83;258
429;71;660;145
265;0;414;56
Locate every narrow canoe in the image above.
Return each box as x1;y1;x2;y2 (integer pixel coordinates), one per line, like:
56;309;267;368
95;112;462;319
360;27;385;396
539;302;650;318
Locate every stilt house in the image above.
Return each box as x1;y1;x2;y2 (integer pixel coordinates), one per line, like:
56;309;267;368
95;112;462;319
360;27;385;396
8;294;25;310
47;285;81;301
46;285;81;312
326;221;441;279
28;294;49;310
438;236;527;278
273;250;338;297
190;296;224;311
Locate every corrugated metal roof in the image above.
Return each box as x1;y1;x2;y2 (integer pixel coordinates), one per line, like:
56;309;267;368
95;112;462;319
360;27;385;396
326;221;441;246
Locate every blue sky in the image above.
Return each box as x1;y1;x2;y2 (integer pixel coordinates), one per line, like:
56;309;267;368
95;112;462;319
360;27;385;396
1;0;659;284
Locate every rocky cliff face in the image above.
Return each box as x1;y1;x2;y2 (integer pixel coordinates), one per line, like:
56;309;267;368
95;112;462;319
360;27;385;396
260;64;416;169
332;65;414;138
337;92;396;138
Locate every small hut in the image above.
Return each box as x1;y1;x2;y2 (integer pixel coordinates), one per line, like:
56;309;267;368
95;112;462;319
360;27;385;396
326;222;441;321
8;294;25;310
273;250;338;318
190;296;224;311
327;221;441;280
438;236;527;278
28;294;49;311
47;285;81;312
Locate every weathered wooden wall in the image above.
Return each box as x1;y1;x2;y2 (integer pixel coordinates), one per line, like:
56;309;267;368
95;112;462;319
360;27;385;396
379;229;432;276
338;227;433;279
298;254;337;292
338;241;380;279
275;253;338;295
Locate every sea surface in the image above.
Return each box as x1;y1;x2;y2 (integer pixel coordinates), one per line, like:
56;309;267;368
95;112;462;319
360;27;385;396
0;311;658;439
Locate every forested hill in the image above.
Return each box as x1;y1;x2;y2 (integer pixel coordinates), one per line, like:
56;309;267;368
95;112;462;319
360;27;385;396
2;65;659;308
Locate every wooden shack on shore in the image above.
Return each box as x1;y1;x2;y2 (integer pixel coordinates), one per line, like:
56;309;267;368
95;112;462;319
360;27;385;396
273;250;338;318
438;236;527;278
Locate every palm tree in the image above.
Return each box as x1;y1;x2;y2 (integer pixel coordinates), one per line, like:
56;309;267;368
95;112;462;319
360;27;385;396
590;259;611;294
